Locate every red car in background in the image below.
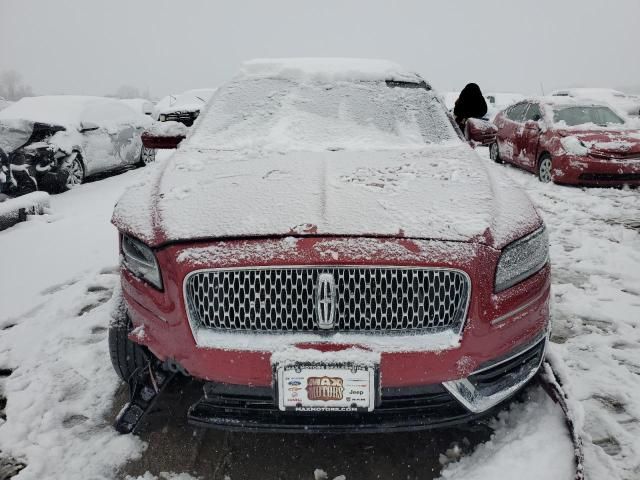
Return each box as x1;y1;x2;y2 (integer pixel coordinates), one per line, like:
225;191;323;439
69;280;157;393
490;97;640;186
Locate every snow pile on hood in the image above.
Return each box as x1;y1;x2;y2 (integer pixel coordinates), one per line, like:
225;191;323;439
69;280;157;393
560;136;590;155
113;145;541;249
239;57;421;83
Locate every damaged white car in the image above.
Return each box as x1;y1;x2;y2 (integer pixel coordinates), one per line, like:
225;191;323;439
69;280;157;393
0;95;151;194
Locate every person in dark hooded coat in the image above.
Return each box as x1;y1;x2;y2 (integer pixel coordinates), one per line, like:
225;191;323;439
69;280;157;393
453;83;488;132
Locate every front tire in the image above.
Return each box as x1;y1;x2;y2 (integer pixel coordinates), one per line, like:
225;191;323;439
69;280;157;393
108;316;149;382
538;154;553;183
62;153;85;190
140;147;156;166
489;142;502;163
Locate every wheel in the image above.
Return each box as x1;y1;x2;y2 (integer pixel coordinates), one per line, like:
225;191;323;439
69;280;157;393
489;142;502;163
538;154;553;183
108;315;149;382
140;146;156;166
62;153;85;190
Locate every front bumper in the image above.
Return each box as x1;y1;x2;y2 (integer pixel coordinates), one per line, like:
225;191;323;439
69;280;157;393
554;154;640;186
187;334;546;433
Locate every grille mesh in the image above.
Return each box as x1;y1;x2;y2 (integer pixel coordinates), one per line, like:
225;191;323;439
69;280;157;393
185;268;470;333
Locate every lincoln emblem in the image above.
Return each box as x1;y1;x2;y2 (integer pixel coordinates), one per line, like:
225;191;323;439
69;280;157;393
316;273;337;329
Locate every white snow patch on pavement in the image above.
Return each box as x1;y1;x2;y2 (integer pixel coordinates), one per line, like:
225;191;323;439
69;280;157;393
0;162;171;478
439;389;575;480
459;147;640;480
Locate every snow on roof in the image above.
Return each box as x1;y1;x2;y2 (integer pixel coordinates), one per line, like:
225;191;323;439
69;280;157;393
530;96;609;108
154;88;217;116
0;95;118;126
238;58;422;83
552;87;626;97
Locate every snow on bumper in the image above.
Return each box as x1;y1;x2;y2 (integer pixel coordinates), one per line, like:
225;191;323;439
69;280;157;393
121;237;550;414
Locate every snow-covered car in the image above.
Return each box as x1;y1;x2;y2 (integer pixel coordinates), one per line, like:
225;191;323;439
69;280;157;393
110;58;550;433
0;95;151;194
153;88;217;127
120;98;154;116
491;97;640;186
551;88;640;117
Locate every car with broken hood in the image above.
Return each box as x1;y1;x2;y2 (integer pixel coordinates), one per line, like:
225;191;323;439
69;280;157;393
153;88;217;127
0;96;151;194
110;58;550;433
491;97;640;186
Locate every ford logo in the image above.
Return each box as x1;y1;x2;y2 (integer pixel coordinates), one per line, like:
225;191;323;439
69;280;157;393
288;380;301;386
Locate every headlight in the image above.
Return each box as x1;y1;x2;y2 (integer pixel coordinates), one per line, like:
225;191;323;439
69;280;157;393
159;114;166;122
495;227;549;292
121;234;163;289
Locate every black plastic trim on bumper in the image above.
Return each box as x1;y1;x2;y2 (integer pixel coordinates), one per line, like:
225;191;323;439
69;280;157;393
187;381;532;434
187;337;546;433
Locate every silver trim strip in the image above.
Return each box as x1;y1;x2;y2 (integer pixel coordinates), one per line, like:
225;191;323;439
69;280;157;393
442;333;547;413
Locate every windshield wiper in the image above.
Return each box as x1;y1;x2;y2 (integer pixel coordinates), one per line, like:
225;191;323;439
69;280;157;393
385;80;431;90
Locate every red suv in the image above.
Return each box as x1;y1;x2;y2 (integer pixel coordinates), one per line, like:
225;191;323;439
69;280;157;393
110;59;550;432
491;97;640;186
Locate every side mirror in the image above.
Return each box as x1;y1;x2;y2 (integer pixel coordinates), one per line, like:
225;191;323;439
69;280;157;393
79;121;100;132
465;118;498;146
141;121;188;149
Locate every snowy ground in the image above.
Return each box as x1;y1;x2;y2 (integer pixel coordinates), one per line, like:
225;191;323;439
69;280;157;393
0;148;638;479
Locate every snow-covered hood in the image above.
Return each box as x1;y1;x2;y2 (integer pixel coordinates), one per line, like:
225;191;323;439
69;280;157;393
559;129;640;156
113;144;541;249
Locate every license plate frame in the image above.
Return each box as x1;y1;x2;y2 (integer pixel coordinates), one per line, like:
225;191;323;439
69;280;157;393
276;363;377;412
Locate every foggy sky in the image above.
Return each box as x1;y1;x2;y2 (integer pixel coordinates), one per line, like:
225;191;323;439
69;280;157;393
1;0;639;99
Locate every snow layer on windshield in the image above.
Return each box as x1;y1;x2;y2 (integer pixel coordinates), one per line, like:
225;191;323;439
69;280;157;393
187;78;457;152
239;57;421;83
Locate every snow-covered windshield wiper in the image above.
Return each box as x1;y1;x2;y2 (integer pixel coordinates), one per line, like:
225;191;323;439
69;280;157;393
385;80;431;90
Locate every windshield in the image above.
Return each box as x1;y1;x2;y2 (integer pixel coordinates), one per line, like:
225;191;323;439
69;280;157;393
553;106;625;127
188;78;460;151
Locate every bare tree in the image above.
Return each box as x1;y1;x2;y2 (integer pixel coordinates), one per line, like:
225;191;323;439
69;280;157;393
0;70;33;101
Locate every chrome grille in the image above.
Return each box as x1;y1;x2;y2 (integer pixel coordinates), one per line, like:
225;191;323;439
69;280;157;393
185;267;470;333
